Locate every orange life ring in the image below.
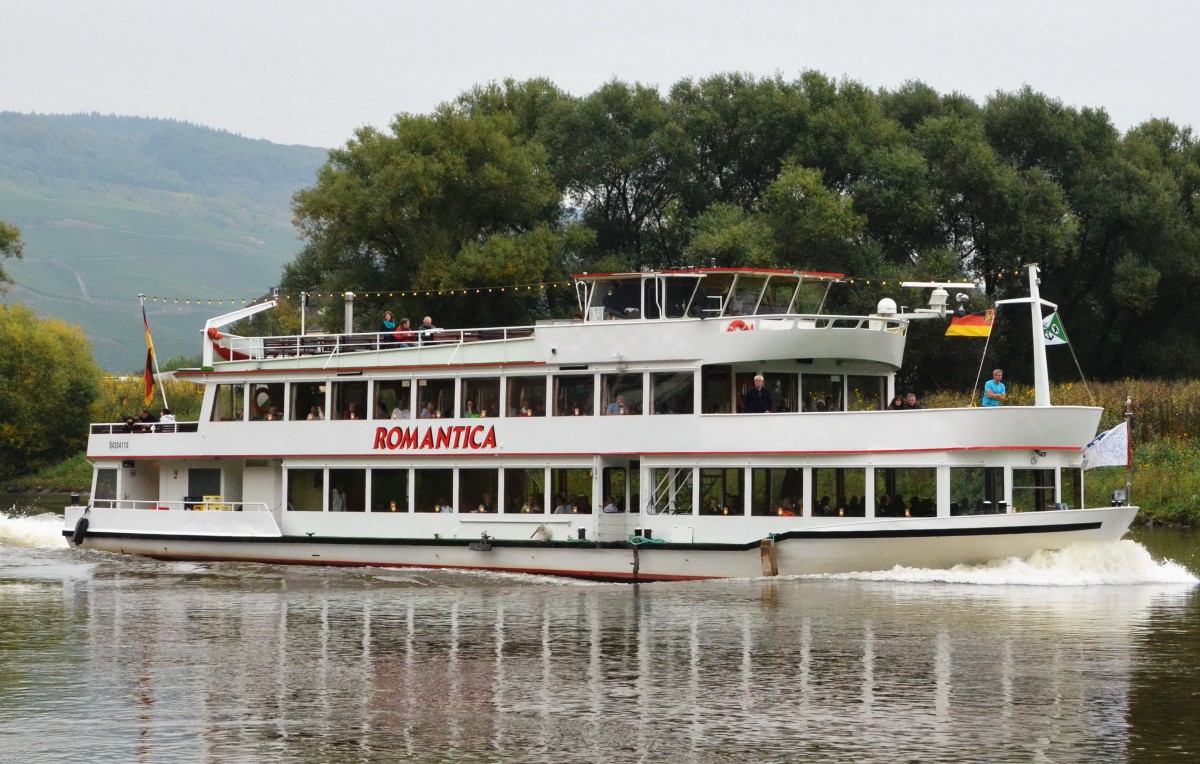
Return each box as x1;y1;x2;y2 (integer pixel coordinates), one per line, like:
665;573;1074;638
726;319;754;332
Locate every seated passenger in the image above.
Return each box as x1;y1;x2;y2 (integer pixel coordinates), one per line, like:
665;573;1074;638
888;395;905;410
605;394;627;415
603;496;621;513
159;408;176;423
393;318;416;346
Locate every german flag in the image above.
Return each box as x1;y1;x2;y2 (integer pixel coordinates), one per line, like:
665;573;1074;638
945;309;994;337
142;304;156;405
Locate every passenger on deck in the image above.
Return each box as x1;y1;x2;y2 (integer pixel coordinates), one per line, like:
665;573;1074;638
159;408;176;423
394;318;415;347
419;316;438;344
602;284;622;319
605;394;627;415
379;311;397;333
888;395;905;410
744;375;773;413
905;393;922;410
982;369;1006;407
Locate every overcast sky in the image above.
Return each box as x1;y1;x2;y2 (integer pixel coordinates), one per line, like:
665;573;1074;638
4;0;1199;148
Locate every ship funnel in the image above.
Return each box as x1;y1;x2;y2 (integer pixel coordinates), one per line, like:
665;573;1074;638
344;291;355;334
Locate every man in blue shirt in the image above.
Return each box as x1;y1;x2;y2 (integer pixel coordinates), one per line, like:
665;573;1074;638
982;369;1006;406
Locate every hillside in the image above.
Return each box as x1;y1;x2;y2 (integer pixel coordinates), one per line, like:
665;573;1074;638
0;112;328;371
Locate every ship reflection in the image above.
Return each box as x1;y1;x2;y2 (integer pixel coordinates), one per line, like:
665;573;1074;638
57;566;1177;762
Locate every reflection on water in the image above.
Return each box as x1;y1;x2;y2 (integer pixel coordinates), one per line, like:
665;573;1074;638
2;511;1199;763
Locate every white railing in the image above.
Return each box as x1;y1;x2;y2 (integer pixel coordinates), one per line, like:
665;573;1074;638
216;326;537;362
90;499;272;512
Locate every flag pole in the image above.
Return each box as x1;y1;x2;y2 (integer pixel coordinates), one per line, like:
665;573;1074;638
1124;396;1133;504
140;294;170;410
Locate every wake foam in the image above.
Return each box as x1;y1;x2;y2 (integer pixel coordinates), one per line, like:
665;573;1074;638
817;540;1196;585
0;511;68;549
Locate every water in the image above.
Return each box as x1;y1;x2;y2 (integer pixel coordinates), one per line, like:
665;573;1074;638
2;506;1199;763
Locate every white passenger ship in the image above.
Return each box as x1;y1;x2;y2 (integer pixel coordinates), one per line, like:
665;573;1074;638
64;264;1136;581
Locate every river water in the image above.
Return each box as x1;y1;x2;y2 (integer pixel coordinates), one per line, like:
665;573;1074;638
2;504;1199;763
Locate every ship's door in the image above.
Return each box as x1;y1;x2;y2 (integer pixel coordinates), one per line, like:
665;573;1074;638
596;458;638;542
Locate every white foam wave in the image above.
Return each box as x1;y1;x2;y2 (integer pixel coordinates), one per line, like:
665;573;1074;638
0;511;68;549
817;540;1197;586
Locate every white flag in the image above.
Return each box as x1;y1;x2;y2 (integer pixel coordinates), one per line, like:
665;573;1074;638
1082;421;1130;470
1042;312;1068;345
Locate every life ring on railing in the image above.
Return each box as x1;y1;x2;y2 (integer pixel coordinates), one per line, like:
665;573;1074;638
251;386;273;417
726;319;754;332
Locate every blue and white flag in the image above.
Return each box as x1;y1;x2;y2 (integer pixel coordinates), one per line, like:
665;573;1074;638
1082;421;1130;470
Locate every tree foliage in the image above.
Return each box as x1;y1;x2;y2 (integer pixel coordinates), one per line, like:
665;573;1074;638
287;73;1200;387
0;219;21;286
0;304;101;479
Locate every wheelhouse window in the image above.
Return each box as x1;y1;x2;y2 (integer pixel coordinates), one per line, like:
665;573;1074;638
876;467;936;517
331;380;367;420
1012;468;1055;512
286;468;323;511
417;378;455;419
375;380;411;420
588;279;641;320
554;374;594;416
459;468;498;514
505;468;546;513
415;468;453;512
93;468;117;508
292;382;326;420
950;467;1004;515
329;468;365;512
210;383;245;421
250;383;285;421
651;371;694;415
727;275;766;316
1060;468;1083;510
847;376;886;412
550;468;592;514
461;377;499;418
751;467;803;516
663;276;701;318
811;467;866;517
372;468;409;512
506;375;546;417
757;275;799;315
601;372;643;415
700;468;742;516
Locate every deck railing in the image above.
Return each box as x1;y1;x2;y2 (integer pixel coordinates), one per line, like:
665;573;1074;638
217;326;538;362
89;499;271;512
91;422;200;435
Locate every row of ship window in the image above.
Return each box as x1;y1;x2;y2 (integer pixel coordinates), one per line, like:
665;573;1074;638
210;368;895;422
280;464;1082;516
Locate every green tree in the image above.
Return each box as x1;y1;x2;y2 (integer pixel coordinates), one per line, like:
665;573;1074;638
0;304;101;479
0;219;22;286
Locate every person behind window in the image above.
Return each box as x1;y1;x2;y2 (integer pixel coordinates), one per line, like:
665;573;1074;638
603;496;621;513
605;394;627;415
744;375;772;413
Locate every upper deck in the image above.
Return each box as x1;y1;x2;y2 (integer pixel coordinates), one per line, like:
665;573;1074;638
203;268;909;374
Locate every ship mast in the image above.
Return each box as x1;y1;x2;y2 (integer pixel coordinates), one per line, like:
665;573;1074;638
995;263;1054;407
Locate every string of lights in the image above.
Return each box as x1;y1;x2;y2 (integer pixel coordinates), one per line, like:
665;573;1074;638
139;267;1031;306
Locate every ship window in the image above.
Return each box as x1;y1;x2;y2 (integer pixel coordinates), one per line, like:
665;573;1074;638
696;274;734;317
751;468;803;516
506;375;546;417
329;469;365;512
728;275;766;316
664;277;700;318
553;374;594;416
331;381;368;420
758;276;799;315
462;377;500;418
651;372;694;415
94;468;118;508
589;279;641;321
876;468;936;517
811;468;866;517
292;382;326;420
700;468;742;516
375;380;411;420
505;468;546;513
642;278;661;319
735;372;797;413
550;468;592;514
847;376;886;412
414;468;452;512
459;468;499;514
286;468;323;511
1060;467;1083;510
649;467;692;515
1012;468;1055;512
210;383;246;422
371;468;409;512
601;372;643;415
701;365;733;414
950;467;1004;515
250;382;286;421
801;374;843;412
417;378;455;419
